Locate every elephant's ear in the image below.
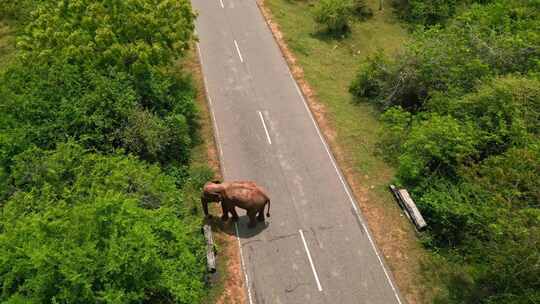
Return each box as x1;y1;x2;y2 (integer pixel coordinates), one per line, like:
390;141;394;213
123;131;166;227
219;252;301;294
208;189;223;200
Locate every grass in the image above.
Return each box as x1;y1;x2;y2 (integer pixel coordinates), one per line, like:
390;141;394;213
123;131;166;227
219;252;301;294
263;0;441;303
179;47;223;303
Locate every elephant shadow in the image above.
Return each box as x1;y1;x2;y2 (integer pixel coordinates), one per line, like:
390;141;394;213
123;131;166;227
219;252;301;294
207;214;269;239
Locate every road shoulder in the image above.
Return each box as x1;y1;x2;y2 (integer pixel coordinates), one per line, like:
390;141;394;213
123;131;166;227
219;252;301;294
182;45;247;304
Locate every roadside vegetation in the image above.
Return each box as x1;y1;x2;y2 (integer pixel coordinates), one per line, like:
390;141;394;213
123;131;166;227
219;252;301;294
391;0;494;26
351;1;539;303
265;0;538;303
0;1;215;302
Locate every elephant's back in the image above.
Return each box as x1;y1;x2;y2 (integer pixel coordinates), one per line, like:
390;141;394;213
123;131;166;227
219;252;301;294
226;186;267;205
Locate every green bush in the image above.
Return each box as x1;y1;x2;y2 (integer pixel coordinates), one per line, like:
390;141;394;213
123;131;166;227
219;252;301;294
377;106;411;162
465;144;540;209
349;52;392;101
392;0;459;25
382;77;540;304
437;205;540;303
312;0;354;34
140;68;198;125
392;0;496;25
0;0;200;169
397;114;478;184
0;143;206;303
475;214;540;304
351;26;492;109
417;180;494;247
122;109;192;164
351;0;373;20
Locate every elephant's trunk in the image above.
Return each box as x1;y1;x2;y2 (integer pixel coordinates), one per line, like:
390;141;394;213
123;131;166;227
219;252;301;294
201;196;210;217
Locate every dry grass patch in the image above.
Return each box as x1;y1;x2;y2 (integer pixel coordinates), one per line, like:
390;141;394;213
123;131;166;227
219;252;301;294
0;20;15;70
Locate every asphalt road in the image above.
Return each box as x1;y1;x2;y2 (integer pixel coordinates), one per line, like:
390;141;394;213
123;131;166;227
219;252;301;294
192;0;405;303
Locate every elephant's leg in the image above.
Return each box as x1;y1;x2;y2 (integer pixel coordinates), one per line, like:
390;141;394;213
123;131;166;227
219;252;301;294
247;209;257;228
221;212;229;221
220;201;230;221
230;206;240;222
257;207;265;222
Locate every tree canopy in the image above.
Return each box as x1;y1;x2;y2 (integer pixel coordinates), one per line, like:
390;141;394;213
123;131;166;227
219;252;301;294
0;143;207;303
0;0;212;302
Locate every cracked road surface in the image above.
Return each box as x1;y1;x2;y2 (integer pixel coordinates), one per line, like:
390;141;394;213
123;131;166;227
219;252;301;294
192;0;405;303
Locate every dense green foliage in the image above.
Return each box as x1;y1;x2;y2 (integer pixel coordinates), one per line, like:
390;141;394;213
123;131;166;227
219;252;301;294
0;143;206;303
0;0;212;302
391;0;493;25
1;0;199;168
351;0;540;302
0;62;197;168
18;0;195;75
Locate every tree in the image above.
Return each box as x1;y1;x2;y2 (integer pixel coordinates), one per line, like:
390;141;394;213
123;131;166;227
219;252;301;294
312;0;354;34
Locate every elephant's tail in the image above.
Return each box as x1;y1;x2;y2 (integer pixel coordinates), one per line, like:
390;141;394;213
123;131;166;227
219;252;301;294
266;199;271;217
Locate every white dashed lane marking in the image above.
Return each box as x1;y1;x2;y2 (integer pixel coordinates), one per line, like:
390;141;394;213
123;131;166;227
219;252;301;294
258;111;272;145
299;229;323;292
234;39;244;63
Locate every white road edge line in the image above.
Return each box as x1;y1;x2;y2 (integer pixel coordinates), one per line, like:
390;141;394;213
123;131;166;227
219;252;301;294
196;43;224;164
233;39;244;63
299;229;323;292
235;223;254;304
219;0;224;8
208;96;223;159
258;111;272;145
289;73;403;304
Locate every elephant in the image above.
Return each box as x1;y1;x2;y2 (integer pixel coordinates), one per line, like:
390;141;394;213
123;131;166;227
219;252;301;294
201;180;271;228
